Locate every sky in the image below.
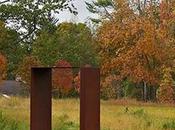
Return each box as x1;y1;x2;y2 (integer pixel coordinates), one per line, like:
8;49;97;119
58;0;96;23
0;0;96;23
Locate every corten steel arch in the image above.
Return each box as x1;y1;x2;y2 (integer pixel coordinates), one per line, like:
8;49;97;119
31;67;100;130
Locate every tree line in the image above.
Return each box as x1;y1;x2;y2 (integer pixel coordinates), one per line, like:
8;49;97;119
0;0;175;103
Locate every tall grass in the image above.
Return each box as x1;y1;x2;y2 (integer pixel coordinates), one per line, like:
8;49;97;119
0;97;175;130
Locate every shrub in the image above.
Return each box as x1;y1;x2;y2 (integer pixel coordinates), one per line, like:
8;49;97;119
101;75;121;100
53;114;78;130
162;120;175;129
101;85;116;100
132;109;146;117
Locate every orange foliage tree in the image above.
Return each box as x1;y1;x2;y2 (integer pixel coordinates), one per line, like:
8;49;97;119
16;56;41;88
52;60;73;95
73;72;80;93
99;14;163;84
96;0;175;101
157;67;175;104
73;64;92;93
155;1;175;103
0;53;7;83
0;22;8;82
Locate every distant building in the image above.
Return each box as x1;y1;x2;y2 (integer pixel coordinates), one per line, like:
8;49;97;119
0;80;27;96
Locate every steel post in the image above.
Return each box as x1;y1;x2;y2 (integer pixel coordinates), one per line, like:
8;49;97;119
80;68;100;130
31;68;52;130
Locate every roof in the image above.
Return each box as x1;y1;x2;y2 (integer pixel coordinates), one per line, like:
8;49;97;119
0;80;26;95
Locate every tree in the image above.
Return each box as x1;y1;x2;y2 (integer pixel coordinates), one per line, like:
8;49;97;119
73;64;92;94
55;22;99;67
86;0;114;23
0;21;25;79
157;67;175;104
16;56;41;88
86;0;160;23
73;71;80;93
0;53;7;83
155;0;175;103
33;22;99;67
0;0;77;44
101;75;119;100
98;14;163;83
52;60;73;97
32;30;60;66
95;0;175;101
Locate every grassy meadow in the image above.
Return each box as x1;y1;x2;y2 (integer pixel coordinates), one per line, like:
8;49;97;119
0;97;175;130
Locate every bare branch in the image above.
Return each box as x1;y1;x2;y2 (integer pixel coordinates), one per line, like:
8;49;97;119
0;0;10;4
102;5;114;21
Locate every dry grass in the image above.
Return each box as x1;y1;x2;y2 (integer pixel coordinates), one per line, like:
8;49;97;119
0;97;175;130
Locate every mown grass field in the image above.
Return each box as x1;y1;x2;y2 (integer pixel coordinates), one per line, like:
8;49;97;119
0;97;175;130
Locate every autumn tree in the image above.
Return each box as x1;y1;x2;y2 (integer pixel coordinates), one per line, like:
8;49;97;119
100;75;119;99
0;53;7;83
16;56;41;88
73;71;80;93
52;60;73;97
157;67;175;104
73;64;92;93
98;4;157;99
154;0;175;103
93;0;175;100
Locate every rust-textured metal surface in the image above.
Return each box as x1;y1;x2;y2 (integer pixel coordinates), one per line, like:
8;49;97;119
80;68;100;130
31;68;52;130
33;67;79;69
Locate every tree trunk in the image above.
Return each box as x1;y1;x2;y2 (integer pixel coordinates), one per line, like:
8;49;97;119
143;81;147;102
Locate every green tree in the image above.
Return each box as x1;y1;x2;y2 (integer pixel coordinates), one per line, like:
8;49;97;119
0;21;25;79
0;0;77;44
32;31;59;66
33;22;99;67
86;0;114;23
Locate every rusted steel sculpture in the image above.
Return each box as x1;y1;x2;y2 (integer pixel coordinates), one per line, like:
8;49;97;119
31;68;52;130
31;67;100;130
80;68;100;130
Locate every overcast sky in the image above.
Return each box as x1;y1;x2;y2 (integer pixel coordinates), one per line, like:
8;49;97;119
0;0;95;23
58;0;96;23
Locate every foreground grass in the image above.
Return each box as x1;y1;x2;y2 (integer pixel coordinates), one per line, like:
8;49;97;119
0;97;175;130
